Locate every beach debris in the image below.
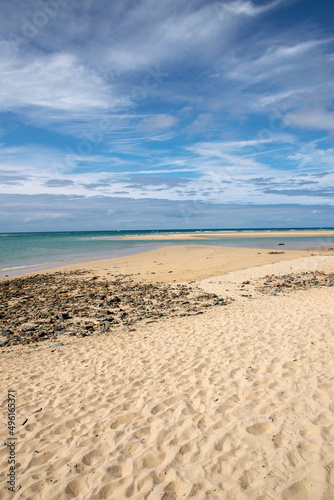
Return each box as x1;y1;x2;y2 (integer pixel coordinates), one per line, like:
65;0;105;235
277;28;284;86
254;270;334;296
0;270;229;347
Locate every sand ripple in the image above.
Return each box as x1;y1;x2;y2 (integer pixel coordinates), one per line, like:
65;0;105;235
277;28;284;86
1;258;334;499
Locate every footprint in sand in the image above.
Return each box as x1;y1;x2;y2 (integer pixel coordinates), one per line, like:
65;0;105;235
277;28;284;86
246;422;271;435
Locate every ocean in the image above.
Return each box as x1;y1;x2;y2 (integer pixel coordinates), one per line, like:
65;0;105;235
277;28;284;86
1;228;334;278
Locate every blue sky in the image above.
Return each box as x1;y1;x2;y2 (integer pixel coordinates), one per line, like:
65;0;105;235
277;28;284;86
0;0;334;231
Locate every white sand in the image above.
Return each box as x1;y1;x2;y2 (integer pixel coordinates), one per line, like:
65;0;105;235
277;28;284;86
1;255;334;499
118;230;334;240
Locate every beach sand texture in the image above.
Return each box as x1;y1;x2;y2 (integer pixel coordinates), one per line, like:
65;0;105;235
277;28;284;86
1;254;334;499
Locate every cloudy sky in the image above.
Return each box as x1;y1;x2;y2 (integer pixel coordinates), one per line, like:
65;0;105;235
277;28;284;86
0;0;334;231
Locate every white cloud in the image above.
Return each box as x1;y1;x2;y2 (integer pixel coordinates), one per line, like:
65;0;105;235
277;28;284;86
183;114;215;136
223;0;282;17
275;39;333;58
187;134;295;164
288;142;334;169
227;38;334;90
258;88;310;107
285;106;334;134
0;52;120;112
258;82;334;110
137;114;178;132
80;0;283;74
100;2;226;71
1;0;334;225
204;135;295;149
0;138;334;207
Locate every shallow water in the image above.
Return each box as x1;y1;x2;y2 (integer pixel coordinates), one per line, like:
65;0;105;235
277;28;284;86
1;228;333;278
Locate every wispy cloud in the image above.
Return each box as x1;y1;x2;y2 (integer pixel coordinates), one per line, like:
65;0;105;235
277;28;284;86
222;0;283;17
137;114;178;133
1;137;333;208
0;53;114;111
1;0;334;229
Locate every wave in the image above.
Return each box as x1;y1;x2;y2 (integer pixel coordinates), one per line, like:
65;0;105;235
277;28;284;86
89;236;119;240
1;262;54;272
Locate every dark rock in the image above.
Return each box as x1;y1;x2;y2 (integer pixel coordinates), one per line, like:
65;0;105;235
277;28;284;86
0;270;230;346
61;312;71;320
1;332;13;340
255;270;334;296
2;330;13;336
107;296;120;305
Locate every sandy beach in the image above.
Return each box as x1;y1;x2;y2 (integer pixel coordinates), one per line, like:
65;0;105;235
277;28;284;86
3;243;333;283
1;245;334;499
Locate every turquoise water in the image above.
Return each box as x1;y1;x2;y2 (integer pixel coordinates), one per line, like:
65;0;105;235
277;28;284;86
0;231;163;276
1;229;334;278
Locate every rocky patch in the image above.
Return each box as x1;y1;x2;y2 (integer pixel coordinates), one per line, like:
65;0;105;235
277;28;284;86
0;271;228;347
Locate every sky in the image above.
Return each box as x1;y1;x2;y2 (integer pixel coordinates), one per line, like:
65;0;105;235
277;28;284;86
0;0;334;231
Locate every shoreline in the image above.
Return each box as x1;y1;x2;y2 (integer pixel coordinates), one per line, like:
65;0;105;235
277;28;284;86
2;229;334;280
2;243;334;283
117;229;334;240
0;242;166;280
